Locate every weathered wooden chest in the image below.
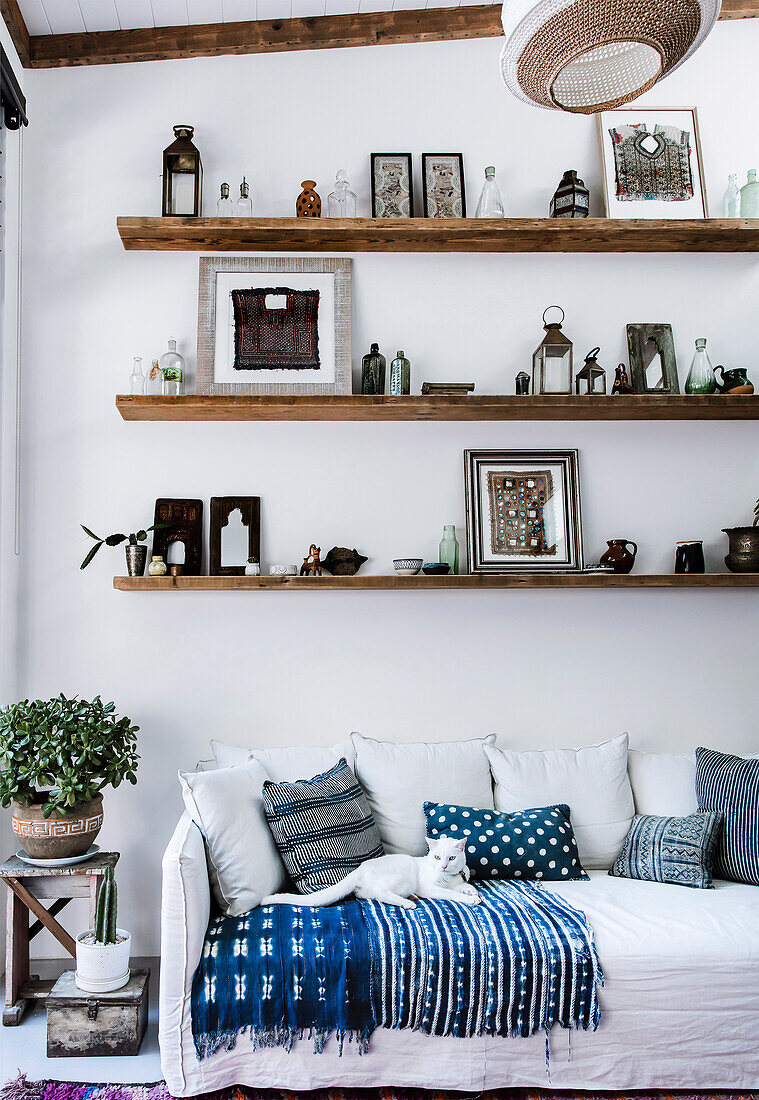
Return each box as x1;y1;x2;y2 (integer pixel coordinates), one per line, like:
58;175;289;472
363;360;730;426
46;969;149;1057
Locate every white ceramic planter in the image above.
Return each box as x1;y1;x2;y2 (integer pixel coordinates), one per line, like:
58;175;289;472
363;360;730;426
75;928;131;993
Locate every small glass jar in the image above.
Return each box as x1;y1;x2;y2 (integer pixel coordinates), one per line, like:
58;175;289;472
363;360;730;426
327;170;357;217
148;555;167;576
217;182;234;216
160;339;184;396
389;350;411;395
361;343;386;395
236;177;253;216
439;525;460;575
245;557;261;576
129;356;145;395
685;338;716;395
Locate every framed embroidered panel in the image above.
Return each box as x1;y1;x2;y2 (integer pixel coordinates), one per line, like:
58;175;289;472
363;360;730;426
197;256;351;395
371;153;414;218
421;153;466;218
464;449;583;574
597;107;707;219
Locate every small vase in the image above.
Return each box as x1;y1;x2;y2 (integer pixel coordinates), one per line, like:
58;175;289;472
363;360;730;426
148;555;167;577
125;544;147;577
439;525;460;575
600;539;637;574
296;180;321;217
685;338;716;395
723;526;759;573
474;167;504;218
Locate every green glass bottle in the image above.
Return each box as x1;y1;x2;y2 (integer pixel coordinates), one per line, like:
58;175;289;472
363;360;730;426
685;338;716;395
439;525;460;575
361;343;386;395
389;350;411;395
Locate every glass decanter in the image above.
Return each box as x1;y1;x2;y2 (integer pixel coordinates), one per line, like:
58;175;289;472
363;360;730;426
217;182;234;216
327;170;357;218
722;174;740;218
236;177;253;216
685;338;716;395
160;339;185;396
439;525;460;575
474;166;504;218
740;170;759;217
129;356;145;395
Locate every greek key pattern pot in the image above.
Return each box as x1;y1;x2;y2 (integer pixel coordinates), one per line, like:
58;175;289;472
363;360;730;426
12;793;104;859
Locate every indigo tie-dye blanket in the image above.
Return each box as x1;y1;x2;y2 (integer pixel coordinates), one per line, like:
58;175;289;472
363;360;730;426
191;881;602;1059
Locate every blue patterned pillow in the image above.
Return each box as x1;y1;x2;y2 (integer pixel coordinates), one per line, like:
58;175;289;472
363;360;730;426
424;801;587;881
609;811;723;889
262;758;384;894
696;747;759;885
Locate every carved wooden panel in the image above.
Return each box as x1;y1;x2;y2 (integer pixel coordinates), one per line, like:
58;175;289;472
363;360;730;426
152;499;204;575
209;497;261;576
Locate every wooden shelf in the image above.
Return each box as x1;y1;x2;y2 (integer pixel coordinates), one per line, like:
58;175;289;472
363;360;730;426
113;573;759;592
116;216;759;254
115;394;759;422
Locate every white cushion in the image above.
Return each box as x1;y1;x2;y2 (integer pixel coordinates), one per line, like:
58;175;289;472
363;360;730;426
485;733;634;870
627;749;698;817
350;732;495;855
179;760;285;916
211;738;356;780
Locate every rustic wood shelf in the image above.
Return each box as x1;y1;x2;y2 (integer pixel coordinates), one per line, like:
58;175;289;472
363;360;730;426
115;394;759;422
113;573;758;592
116;216;759;254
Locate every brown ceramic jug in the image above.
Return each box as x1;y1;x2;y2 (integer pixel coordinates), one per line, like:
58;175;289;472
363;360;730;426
600;539;638;574
296;181;321;218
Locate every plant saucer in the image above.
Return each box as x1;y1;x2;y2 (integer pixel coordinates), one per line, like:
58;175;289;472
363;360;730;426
16;844;101;868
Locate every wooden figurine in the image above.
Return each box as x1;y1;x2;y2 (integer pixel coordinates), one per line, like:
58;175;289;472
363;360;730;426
300;544;322;576
611;364;635;395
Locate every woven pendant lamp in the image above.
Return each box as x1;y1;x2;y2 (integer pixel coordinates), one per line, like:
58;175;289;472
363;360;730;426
500;0;721;114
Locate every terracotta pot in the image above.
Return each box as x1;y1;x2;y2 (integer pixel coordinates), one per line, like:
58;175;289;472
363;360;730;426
599;539;638;574
12;793;104;859
723;526;759;573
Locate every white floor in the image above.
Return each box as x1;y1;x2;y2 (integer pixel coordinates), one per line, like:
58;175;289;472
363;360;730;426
1;957;163;1086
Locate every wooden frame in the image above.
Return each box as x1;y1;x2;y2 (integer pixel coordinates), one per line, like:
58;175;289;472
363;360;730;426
422;153;466;218
196;256;352;396
626;323;680;394
209;497;261;577
371;154;414;218
152;499;204;575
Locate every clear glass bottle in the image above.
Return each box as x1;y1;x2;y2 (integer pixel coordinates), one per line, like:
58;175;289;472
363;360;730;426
327;170;357;218
236;177;253;217
685;338;716;395
389;350;411;395
740;170;759;217
474;166;504;218
217;182;234;217
722;174;740;218
148;359;162;395
439;525;460;575
361;343;386;395
129;356;145;395
160;339;185;396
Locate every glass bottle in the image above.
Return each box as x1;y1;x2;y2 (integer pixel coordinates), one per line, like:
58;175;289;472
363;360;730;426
129;356;145;395
217;182;234;216
361;343;386;395
327;170;357;218
389;350;411;395
147;359;162;395
722;174;740;218
474;166;504;218
740;170;759;217
685;338;716;395
160;339;185;396
236;177;253;216
439;525;459;575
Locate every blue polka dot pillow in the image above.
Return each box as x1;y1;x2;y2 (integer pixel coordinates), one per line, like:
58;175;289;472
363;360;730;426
424;800;587;882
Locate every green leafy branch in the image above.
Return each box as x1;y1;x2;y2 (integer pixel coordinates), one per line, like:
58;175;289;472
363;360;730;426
80;523;167;570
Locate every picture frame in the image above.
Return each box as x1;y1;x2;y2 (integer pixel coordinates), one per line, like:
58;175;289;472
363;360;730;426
422;153;466;218
209;497;261;577
371;153;414;218
597;107;707;219
196;256;352;395
464;449;583;574
626;323;680;394
152;499;204;575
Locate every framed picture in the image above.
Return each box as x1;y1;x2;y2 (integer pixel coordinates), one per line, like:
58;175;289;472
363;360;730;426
197;256;351;395
464;449;583;574
597;107;707;218
626;323;680;394
422;153;466;218
371;153;413;218
209;497;261;577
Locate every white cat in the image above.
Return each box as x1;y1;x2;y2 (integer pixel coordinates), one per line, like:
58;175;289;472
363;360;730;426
261;835;482;910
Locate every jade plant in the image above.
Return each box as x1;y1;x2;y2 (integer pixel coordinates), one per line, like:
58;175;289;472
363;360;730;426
0;694;139;818
95;866;118;945
80;522;166;570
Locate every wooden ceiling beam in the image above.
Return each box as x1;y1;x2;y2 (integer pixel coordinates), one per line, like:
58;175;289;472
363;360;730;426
1;0;30;68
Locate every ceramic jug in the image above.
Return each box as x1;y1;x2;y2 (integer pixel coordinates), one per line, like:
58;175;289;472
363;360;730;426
713;365;754;394
599;539;637;574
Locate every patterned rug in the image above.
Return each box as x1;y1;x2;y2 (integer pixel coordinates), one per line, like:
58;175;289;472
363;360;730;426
1;1078;758;1100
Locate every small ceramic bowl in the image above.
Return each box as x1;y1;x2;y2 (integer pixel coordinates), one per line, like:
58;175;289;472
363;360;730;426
393;558;423;576
422;562;451;576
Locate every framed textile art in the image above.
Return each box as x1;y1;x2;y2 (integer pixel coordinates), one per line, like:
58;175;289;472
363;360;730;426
371;154;414;218
464;449;583;574
197;256;352;395
421;153;466;218
597;107;707;219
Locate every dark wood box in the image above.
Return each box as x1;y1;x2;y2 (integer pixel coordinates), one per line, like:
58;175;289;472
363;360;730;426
46;969;149;1057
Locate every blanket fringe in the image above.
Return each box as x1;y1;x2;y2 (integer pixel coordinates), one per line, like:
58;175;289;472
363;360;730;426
0;1076;46;1100
194;1024;372;1062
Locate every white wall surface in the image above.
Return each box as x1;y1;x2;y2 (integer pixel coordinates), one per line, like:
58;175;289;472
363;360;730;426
11;22;759;955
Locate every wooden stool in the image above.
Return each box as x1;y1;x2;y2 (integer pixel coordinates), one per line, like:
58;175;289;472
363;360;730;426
1;851;119;1025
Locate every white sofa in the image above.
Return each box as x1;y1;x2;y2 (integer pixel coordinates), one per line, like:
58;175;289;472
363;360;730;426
159;740;759;1095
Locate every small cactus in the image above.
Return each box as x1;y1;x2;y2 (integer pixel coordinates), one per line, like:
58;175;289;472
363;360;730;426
94;866;118;945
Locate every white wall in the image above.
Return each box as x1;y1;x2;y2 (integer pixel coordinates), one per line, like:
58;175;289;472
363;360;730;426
14;22;759;955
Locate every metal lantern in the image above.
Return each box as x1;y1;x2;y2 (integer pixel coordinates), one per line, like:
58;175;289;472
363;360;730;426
550;170;589;218
575;346;607;395
532;306;573;395
162;125;203;217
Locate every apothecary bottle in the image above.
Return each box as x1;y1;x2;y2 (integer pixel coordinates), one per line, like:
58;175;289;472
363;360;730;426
361;343;386;395
439;525;460;575
217;182;234;216
389;350;411;395
722;174;740;218
740;170;759;217
474;166;504;218
685;338;716;395
160;339;185;396
236;177;253;216
129;356;145;395
327;170;357;217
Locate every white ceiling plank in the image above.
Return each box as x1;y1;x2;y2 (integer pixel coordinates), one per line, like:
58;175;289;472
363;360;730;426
186;0;223;21
221;0;257;19
291;0;326;15
78;0;120;30
40;0;86;33
149;0;190;25
17;0;52;34
324;0;359;13
426;0;461;7
115;0;155;27
357;0;392;11
392;0;424;9
257;0;291;17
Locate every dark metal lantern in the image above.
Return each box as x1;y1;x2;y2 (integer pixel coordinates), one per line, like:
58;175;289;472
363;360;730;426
532;306;573;395
549;170;590;219
162;125;203;217
575;346;607;395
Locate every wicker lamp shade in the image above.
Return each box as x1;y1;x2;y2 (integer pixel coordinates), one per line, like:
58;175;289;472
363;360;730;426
500;0;721;113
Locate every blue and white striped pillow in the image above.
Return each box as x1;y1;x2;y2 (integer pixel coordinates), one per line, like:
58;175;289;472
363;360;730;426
262;758;384;894
609;811;723;889
696;747;759;885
